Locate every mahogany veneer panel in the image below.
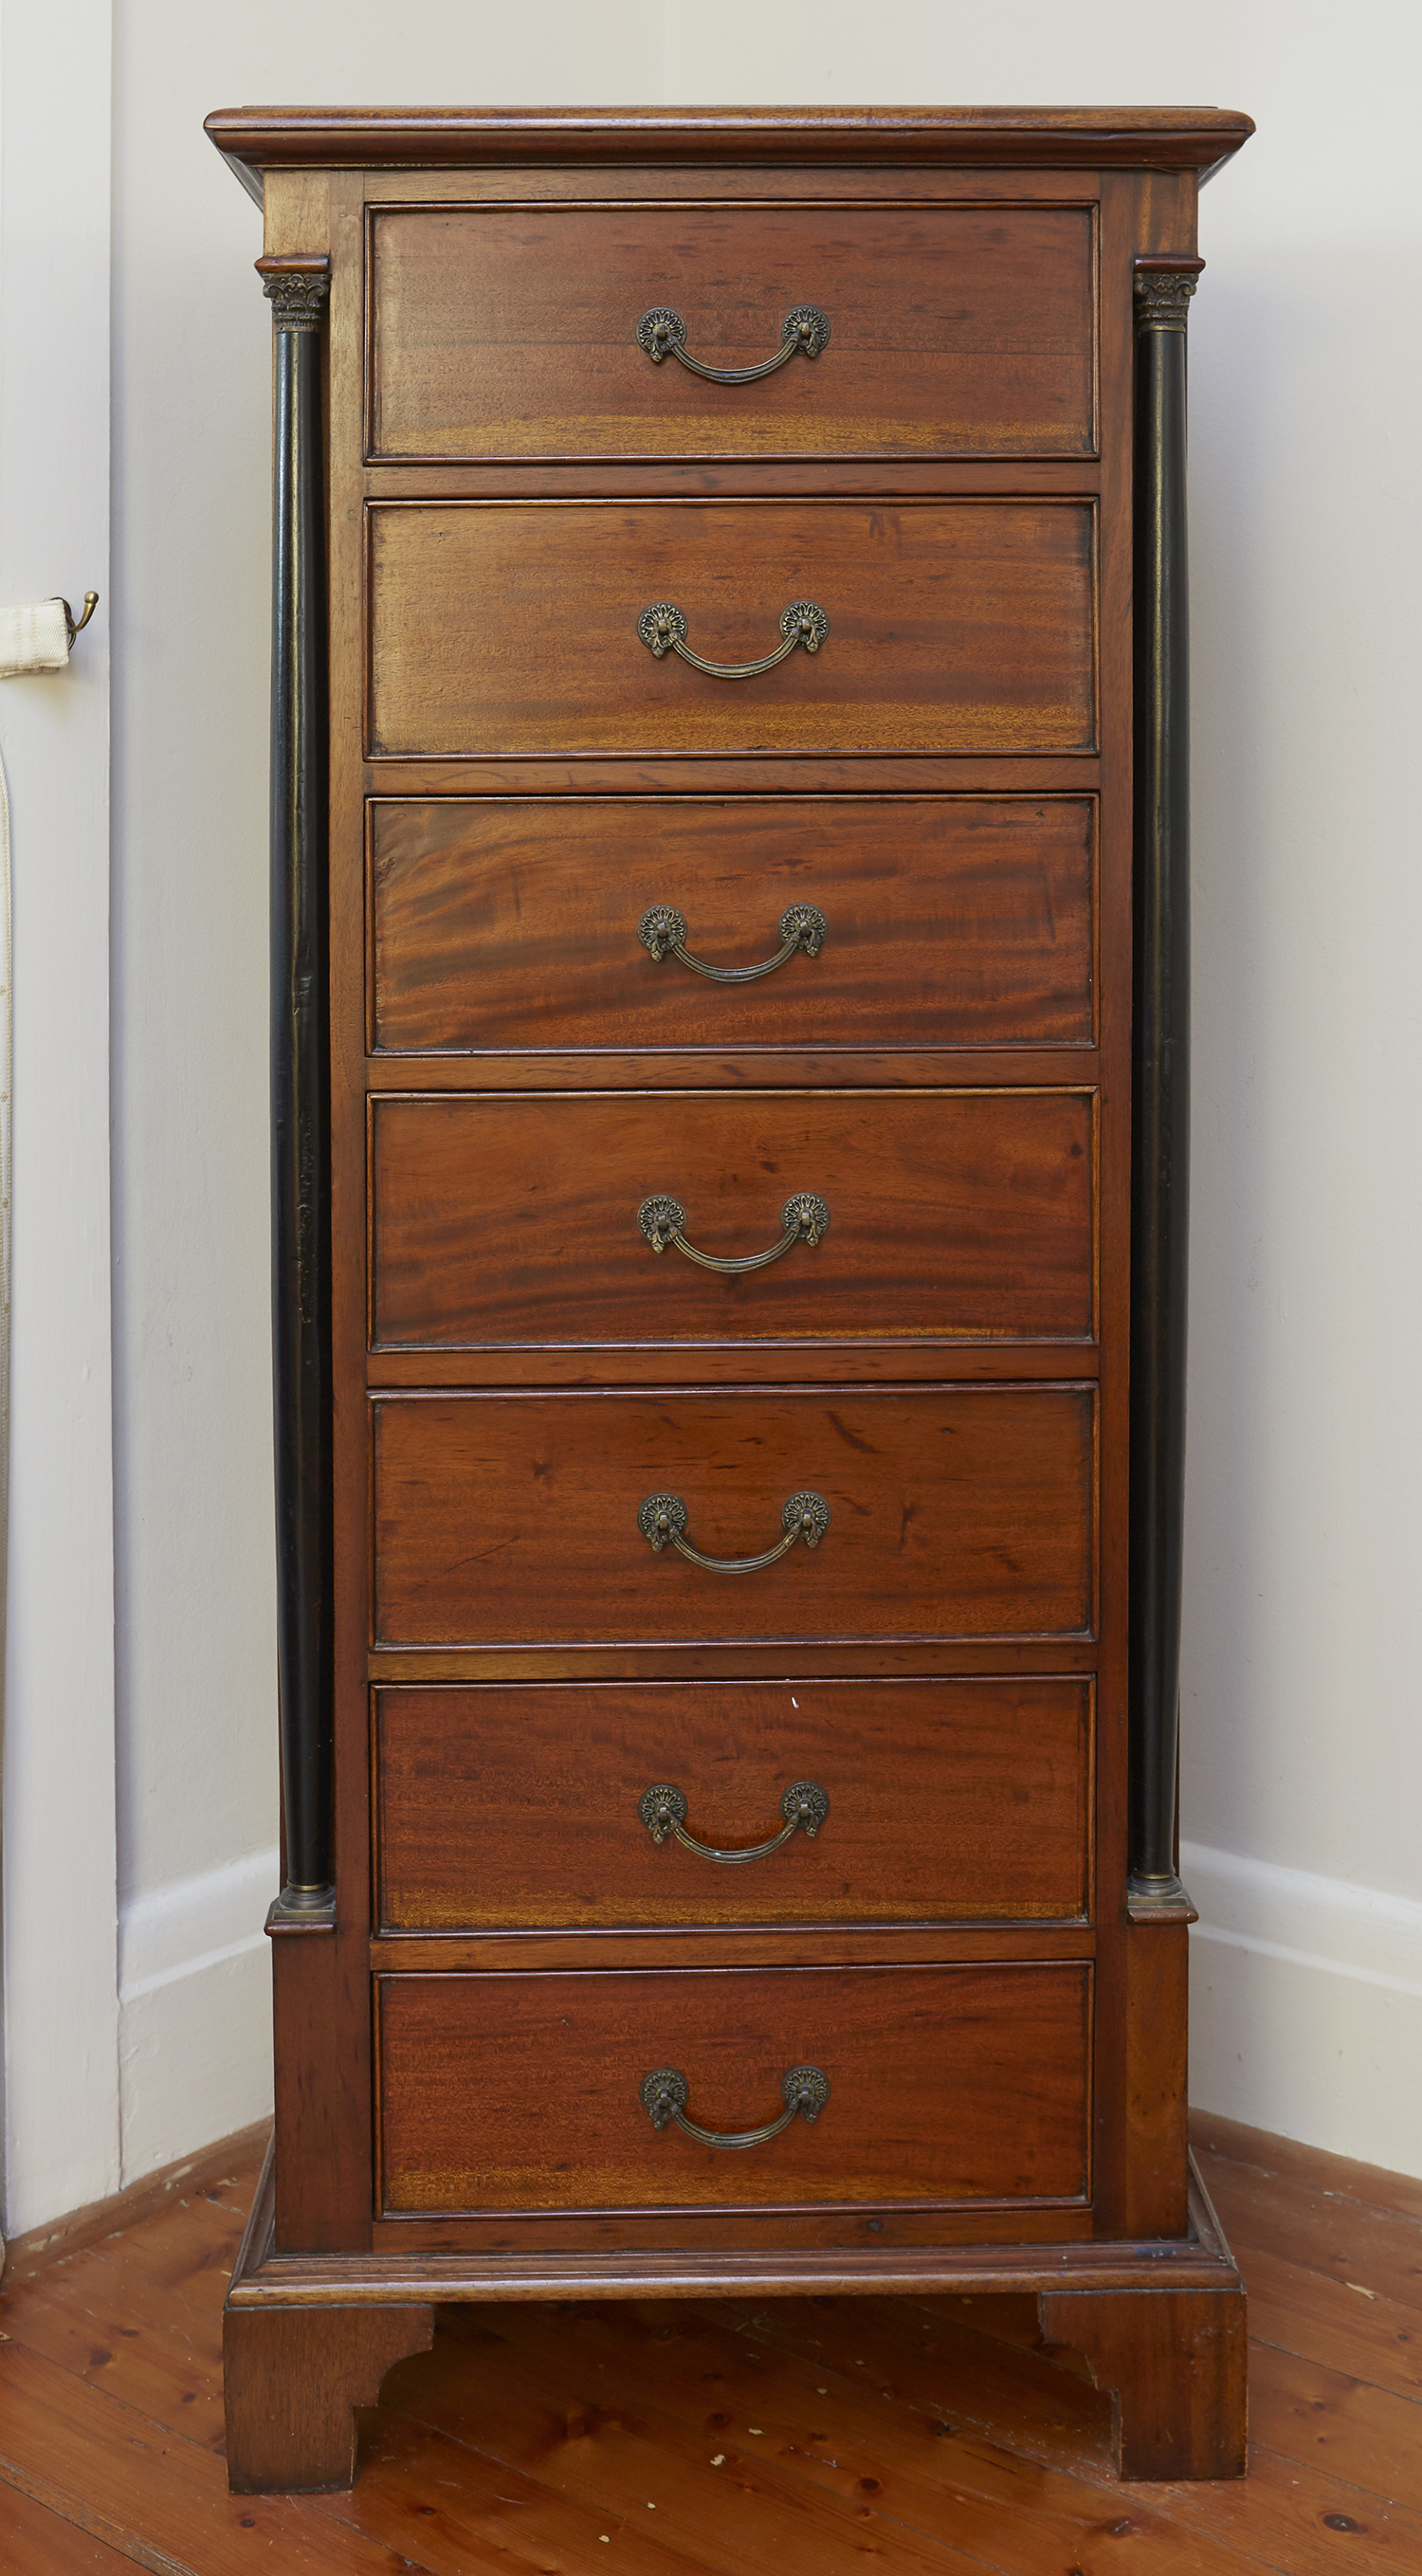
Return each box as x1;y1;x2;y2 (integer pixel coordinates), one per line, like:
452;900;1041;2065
369;1088;1095;1351
369;795;1098;1057
375;1963;1092;2213
367;500;1098;758
370;1383;1096;1648
368;203;1096;463
374;1677;1094;1930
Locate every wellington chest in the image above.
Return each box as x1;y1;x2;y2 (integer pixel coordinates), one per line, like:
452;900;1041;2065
207;100;1254;2494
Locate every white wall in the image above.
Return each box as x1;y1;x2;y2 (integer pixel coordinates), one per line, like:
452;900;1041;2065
5;0;1416;2229
0;0;119;2235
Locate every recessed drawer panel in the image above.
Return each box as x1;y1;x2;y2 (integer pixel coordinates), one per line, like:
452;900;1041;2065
367;501;1097;758
369;1089;1095;1352
368;203;1097;463
371;1384;1096;1648
370;795;1097;1057
374;1678;1093;1930
376;1963;1092;2213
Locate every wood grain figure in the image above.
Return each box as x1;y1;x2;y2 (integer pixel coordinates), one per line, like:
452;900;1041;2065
370;1382;1097;1647
367;499;1098;758
369;793;1098;1056
367;201;1098;462
369;1087;1096;1348
374;1675;1094;1930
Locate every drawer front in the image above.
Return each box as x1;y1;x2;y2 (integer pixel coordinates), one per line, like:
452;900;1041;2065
374;1678;1093;1930
370;1089;1095;1352
376;1964;1092;2212
368;203;1096;463
370;795;1097;1057
371;1385;1095;1647
368;501;1097;758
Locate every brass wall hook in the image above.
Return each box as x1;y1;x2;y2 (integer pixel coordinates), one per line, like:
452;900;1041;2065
51;592;100;650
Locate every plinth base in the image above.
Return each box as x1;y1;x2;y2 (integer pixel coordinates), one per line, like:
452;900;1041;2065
224;2144;1246;2490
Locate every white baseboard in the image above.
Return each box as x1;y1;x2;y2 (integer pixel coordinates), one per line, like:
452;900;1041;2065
117;1847;277;2185
1183;1839;1422;2180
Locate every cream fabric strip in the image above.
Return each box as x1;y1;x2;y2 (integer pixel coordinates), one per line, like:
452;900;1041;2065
0;602;73;1589
0;601;70;678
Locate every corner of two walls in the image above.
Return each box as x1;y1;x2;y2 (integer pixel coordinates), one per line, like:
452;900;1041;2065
117;1850;276;2182
1185;1847;1422;2181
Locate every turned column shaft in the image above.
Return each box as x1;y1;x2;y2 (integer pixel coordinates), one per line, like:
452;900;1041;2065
1128;256;1204;1907
258;255;333;1914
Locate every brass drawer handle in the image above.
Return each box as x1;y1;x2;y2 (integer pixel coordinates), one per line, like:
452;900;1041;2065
640;2062;830;2149
637;598;828;680
637;901;827;982
638;1779;830;1862
638;1489;830;1573
635;302;830;384
637;1191;830;1274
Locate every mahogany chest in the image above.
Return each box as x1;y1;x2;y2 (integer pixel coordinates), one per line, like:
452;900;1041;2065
207;101;1253;2491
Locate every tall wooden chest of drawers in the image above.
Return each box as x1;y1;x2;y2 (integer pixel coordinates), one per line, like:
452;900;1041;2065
209;101;1254;2491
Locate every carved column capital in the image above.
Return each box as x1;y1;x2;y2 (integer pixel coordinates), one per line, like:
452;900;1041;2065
256;254;331;332
1134;256;1205;334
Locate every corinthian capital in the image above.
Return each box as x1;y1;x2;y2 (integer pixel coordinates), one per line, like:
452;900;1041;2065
256;254;331;332
1134;256;1205;334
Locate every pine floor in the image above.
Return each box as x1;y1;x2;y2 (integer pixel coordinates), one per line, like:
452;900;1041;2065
1;2113;1419;2573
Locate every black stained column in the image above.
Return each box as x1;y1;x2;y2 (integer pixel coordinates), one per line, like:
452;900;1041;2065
258;254;333;1917
1129;254;1204;1909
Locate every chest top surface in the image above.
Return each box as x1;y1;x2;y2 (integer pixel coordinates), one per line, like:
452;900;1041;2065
207;100;1255;196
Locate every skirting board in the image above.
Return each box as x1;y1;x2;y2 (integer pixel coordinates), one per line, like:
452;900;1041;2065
3;2118;270;2283
118;1847;277;2183
1184;1838;1422;2180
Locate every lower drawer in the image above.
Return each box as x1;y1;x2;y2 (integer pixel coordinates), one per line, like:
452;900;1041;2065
368;1087;1095;1351
374;1678;1093;1930
375;1964;1092;2214
369;794;1096;1056
371;1384;1096;1647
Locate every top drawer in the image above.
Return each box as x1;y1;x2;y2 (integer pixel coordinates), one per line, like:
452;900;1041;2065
367;203;1097;463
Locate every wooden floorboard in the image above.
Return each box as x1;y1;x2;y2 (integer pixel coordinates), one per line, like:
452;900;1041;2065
1;2115;1419;2572
0;2479;144;2576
